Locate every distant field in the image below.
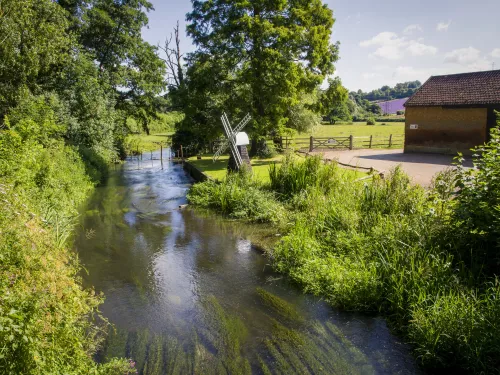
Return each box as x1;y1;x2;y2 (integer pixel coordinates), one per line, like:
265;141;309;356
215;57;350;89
126;133;173;152
305;122;405;138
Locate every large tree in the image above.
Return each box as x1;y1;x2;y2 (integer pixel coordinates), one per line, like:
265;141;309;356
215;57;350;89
185;0;339;154
317;77;350;124
79;0;166;134
0;0;71;119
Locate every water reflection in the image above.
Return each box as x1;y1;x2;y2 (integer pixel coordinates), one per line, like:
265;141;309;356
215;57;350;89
74;150;419;374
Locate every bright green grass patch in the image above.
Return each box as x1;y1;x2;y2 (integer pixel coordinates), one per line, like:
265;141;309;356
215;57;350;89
187;155;282;183
305;122;404;138
125;133;173;153
188;154;365;183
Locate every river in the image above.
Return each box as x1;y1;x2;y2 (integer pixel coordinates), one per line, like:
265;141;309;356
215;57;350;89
74;150;419;374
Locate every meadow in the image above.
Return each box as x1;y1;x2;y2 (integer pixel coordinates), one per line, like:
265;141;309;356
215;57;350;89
308;122;404;138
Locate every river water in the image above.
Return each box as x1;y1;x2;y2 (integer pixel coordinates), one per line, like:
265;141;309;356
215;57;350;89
74;150;419;374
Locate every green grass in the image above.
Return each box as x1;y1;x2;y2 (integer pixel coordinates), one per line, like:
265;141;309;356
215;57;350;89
125;133;173;153
187;153;500;373
304;122;404;138
187;154;365;183
187;155;282;183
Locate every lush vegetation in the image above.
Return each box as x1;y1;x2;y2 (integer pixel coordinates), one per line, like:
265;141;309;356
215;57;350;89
0;0;170;373
353;81;422;102
0;100;136;374
171;0;340;155
187;155;282;183
188;124;500;372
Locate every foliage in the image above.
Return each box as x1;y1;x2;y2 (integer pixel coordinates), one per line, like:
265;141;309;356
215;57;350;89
0;0;71;117
269;154;337;198
182;0;339;153
366;117;376;125
286;93;322;133
452;121;500;275
317;77;351;124
354;81;421;102
188;145;500;372
187;172;285;224
0;0;166;372
0;111;134;374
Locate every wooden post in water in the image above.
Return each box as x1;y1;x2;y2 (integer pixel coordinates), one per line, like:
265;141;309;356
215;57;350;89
180;145;184;161
309;136;314;152
160;144;164;170
369;135;373;149
389;134;393;148
349;135;354;150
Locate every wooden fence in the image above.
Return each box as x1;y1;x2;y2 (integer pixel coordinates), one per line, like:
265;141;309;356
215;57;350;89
277;134;404;152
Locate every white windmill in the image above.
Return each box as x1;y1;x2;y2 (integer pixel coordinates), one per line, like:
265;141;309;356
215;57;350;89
213;112;252;171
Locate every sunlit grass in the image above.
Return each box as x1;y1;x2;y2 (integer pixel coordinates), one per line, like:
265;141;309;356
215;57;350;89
126;133;173;153
186;155;282;183
304;122;405;138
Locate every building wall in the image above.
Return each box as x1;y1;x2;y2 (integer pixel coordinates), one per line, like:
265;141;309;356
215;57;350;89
405;106;487;154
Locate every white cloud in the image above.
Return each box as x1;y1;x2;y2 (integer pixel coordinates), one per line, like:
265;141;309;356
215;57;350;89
360;32;401;47
491;48;500;58
393;66;428;81
444;47;493;71
360;32;407;60
444;47;481;65
437;20;451;31
360;32;437;60
362;72;382;79
468;58;493;71
407;42;438;56
403;24;422;35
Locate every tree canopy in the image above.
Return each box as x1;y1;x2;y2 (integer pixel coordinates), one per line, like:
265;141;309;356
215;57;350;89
180;0;339;153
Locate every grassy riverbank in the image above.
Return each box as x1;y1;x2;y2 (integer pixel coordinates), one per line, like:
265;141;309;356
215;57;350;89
0;103;134;374
187;146;500;373
187;154;367;183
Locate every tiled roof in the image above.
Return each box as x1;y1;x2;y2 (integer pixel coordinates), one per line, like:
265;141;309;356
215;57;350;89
405;70;500;107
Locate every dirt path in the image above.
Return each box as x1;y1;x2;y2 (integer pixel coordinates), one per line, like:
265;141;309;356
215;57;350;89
314;149;472;186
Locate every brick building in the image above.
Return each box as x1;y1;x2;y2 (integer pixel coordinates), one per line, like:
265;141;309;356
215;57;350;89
404;70;500;154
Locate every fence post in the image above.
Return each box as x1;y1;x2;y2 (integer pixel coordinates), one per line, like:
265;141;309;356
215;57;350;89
389;134;393;148
160;144;163;160
369;135;373;149
309;136;314;152
349;135;353;150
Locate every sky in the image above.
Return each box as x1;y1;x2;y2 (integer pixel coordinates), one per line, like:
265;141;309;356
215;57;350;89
142;0;500;92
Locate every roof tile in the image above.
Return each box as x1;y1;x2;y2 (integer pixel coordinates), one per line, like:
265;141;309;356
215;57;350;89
405;70;500;107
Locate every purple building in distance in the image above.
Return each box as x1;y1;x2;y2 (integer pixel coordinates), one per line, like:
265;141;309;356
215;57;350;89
377;98;408;114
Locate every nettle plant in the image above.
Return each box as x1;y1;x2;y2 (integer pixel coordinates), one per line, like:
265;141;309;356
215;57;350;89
454;122;500;273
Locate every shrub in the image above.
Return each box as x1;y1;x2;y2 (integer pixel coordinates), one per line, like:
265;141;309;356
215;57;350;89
269;154;338;198
187;172;285;224
366;117;376;125
452;124;500;274
0;102;133;374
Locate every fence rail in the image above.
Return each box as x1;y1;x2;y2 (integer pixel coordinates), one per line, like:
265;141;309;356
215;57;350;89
276;134;404;152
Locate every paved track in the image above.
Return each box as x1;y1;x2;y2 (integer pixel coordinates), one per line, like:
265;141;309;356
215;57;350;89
314;149;472;186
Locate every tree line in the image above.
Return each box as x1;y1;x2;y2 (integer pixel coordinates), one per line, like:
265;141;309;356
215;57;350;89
0;0;166;165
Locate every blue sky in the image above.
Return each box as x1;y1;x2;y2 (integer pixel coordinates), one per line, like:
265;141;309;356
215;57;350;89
142;0;500;91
